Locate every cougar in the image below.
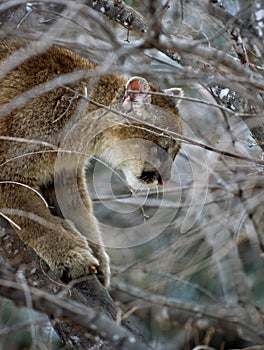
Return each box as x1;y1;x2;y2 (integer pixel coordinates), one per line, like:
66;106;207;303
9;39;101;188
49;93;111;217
0;39;183;287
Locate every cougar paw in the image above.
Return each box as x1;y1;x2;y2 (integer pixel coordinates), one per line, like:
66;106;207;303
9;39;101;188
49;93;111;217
59;247;100;283
95;251;111;288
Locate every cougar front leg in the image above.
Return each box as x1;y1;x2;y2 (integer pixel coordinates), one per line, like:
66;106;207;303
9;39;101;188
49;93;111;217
54;169;110;287
0;184;100;281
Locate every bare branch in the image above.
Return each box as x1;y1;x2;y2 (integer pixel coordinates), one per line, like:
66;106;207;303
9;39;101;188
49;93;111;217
112;281;264;344
0;217;150;349
84;0;148;34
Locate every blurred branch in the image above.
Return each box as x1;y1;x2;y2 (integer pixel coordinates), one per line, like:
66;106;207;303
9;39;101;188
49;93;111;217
112;280;264;344
0;276;149;350
82;1;262;80
0;217;150;350
208;0;262;41
211;87;264;152
83;0;264;152
2;0;257;83
0;72;263;166
84;0;148;34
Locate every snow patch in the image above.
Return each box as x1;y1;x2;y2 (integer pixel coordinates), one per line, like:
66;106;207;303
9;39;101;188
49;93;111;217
219;88;230;99
256;9;264;21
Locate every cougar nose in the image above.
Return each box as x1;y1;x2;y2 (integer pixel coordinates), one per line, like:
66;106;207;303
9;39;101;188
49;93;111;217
139;170;168;186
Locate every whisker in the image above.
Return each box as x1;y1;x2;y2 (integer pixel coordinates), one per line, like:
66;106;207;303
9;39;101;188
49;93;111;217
155;184;159;199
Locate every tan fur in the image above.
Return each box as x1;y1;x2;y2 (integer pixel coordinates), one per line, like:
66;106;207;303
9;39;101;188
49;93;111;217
0;39;182;286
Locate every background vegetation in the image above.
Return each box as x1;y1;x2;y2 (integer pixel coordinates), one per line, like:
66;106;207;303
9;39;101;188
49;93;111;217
0;0;263;349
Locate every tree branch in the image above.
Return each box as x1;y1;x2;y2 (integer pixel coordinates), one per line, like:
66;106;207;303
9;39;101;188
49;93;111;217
83;0;148;34
0;217;150;349
83;0;264;151
112;281;264;344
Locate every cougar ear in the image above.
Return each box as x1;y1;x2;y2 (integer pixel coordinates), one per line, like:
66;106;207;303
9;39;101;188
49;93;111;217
164;88;184;106
122;76;151;104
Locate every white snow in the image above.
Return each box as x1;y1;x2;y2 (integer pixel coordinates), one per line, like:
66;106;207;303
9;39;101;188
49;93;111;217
219;88;230;99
